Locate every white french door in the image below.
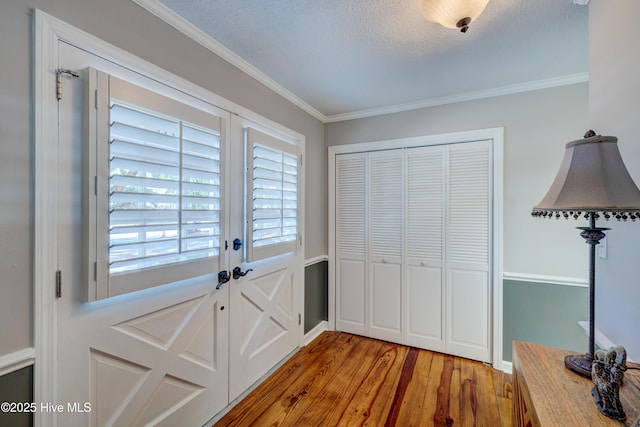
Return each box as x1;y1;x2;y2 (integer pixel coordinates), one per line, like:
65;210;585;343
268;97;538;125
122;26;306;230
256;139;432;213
44;31;303;427
55;41;230;427
227;117;303;401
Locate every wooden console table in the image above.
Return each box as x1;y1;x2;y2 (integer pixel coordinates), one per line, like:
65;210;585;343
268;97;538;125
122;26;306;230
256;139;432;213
513;341;640;426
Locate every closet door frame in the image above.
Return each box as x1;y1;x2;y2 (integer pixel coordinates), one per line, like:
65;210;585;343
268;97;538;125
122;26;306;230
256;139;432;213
328;127;504;370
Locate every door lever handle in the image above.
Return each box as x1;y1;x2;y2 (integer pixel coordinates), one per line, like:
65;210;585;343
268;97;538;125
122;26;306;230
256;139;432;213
216;270;230;289
232;266;253;280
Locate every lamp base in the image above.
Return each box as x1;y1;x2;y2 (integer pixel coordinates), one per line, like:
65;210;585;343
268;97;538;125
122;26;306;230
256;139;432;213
564;353;593;378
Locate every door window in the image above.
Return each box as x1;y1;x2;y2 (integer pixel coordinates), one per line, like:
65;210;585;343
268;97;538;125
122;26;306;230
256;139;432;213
84;70;224;300
245;128;300;262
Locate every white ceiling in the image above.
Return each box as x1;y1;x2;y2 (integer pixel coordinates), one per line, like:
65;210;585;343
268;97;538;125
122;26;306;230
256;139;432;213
152;0;588;121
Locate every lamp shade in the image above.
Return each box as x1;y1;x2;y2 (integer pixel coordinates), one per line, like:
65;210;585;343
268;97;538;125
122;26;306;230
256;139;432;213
421;0;490;32
532;133;640;219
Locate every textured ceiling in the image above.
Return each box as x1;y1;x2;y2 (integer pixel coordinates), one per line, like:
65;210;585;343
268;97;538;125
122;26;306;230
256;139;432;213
157;0;588;119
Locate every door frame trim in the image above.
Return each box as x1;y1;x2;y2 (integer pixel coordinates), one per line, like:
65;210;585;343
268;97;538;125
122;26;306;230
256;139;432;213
34;10;305;426
327;127;504;370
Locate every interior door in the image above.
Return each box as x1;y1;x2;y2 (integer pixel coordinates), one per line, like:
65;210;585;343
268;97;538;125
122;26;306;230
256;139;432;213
445;140;492;362
335;153;367;336
405;145;445;351
56;41;230;427
368;150;403;343
227;117;303;401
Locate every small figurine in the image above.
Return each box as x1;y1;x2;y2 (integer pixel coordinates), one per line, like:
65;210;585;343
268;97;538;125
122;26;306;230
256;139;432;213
591;345;627;421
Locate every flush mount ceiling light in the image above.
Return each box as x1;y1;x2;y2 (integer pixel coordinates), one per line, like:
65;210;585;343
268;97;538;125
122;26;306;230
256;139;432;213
421;0;490;33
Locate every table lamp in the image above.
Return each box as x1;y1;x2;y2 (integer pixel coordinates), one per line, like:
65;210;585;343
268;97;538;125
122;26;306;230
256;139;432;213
531;130;640;377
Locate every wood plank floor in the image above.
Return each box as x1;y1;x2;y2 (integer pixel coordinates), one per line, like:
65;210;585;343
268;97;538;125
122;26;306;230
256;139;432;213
213;331;512;426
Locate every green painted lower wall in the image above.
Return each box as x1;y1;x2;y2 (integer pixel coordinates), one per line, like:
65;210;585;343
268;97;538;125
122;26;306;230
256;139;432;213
0;365;33;427
304;261;328;334
503;279;588;362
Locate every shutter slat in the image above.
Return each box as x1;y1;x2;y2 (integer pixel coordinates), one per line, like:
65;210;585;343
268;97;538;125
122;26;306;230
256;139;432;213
110;122;179;151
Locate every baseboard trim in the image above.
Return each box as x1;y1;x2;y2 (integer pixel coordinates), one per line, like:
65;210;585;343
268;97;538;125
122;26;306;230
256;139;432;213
503;272;587;287
0;347;35;377
501;360;513;375
304;321;329;346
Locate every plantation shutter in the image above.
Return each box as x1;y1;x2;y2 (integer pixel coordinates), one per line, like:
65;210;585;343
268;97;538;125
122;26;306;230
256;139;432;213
86;71;224;300
246;128;300;262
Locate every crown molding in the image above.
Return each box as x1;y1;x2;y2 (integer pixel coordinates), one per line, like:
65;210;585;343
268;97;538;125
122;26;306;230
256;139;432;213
132;0;327;122
325;72;589;122
132;1;588;125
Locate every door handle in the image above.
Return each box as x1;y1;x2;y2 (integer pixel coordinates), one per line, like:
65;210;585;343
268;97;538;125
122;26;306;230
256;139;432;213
216;270;231;289
232;266;253;280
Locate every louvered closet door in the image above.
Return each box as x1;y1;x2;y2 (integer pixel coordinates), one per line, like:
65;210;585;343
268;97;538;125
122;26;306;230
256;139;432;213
445;140;492;362
335;153;367;335
368;150;404;342
334;140;492;363
405;146;445;351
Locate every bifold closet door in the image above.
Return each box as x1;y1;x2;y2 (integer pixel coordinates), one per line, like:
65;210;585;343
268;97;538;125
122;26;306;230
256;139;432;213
405;146;445;351
368;150;404;343
335;153;367;335
334;140;492;363
445;141;492;362
335;150;405;343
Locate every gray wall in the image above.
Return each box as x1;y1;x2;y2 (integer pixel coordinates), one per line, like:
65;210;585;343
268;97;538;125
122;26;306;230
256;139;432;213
0;366;32;427
304;261;328;334
326;83;589;278
326;83;590;361
589;0;640;362
0;0;326;395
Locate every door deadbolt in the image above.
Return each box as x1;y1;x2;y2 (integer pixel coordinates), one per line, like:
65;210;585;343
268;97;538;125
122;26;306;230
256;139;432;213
233;238;242;251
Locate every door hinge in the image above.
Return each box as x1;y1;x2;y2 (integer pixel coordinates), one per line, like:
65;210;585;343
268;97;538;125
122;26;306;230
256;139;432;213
56;68;80;101
55;270;62;299
298;313;302;326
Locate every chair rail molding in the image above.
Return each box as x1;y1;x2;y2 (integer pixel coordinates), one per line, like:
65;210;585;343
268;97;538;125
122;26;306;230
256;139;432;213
0;348;35;377
503;271;588;287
